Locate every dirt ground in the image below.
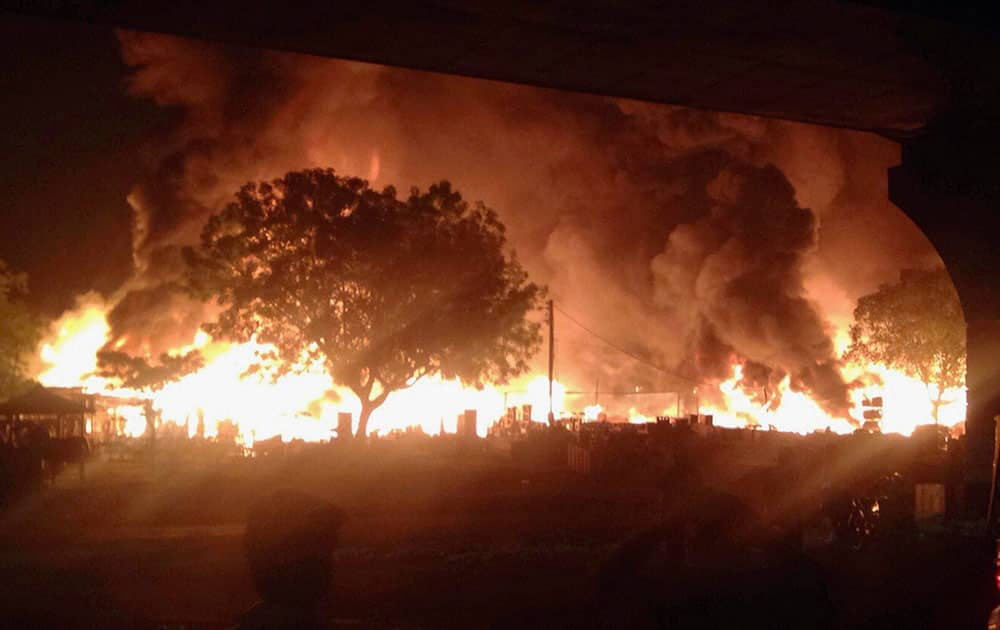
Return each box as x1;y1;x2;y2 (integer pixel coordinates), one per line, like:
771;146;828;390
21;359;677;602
0;448;644;628
0;446;995;628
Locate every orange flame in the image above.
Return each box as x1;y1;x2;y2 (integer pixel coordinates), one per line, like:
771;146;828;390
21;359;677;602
30;303;965;441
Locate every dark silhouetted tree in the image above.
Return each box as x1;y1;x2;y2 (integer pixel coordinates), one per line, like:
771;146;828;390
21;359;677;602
184;169;543;438
97;349;203;438
0;260;40;400
846;268;965;423
97;350;203;391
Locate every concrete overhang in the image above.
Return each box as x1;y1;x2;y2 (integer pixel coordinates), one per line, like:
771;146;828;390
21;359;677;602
3;1;999;138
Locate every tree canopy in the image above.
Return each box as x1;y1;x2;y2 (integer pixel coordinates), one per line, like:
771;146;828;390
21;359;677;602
184;169;543;437
0;260;40;401
97;349;203;391
845;267;965;422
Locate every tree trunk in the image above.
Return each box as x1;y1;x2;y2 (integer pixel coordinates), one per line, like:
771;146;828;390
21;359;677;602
355;404;373;439
931;385;946;425
352;381;393;439
144;400;157;443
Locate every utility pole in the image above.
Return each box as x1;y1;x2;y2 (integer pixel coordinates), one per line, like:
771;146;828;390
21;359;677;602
548;299;554;425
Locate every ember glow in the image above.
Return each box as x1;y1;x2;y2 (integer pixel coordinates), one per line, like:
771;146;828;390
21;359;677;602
34;302;965;441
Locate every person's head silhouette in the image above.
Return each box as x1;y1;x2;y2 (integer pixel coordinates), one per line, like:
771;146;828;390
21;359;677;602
239;490;346;629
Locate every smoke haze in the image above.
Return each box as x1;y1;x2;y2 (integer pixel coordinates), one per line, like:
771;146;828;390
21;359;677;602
107;31;942;417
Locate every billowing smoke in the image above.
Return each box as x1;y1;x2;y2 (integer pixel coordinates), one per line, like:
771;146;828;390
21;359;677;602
106;30;941;417
652;162;849;415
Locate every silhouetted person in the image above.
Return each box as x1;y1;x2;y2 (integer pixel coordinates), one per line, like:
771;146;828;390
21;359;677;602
237;490;346;630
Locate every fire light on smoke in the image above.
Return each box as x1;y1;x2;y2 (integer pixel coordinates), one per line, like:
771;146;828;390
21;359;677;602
27;31;956;447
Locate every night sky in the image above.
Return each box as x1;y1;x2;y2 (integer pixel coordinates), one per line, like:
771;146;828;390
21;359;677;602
0;14;164;315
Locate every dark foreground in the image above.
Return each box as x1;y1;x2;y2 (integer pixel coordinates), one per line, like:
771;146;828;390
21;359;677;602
0;443;995;629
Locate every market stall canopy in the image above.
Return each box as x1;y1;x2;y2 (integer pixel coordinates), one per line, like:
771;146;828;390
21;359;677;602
0;386;88;417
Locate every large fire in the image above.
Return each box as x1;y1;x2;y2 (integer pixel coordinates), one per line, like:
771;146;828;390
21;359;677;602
35;304;965;443
703;363;965;435
36;305;572;442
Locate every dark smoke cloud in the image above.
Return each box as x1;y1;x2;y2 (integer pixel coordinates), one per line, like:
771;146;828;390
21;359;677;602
108;31;941;417
651;161;850;415
107;283;216;356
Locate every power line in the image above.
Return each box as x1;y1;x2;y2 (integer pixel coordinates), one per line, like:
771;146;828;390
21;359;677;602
564;390;682;396
551;303;699;386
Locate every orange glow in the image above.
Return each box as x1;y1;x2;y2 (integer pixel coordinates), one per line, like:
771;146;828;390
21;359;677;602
845;363;966;436
115;405;148;438
30;303;966;441
29;305;575;441
37;296;110;391
703;363;965;436
703;365;856;435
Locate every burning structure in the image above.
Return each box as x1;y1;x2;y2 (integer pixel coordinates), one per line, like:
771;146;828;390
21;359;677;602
0;386;90;439
9;30;966;450
1;8;998;628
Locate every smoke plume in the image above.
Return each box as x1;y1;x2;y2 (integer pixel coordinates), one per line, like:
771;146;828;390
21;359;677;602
652;162;848;415
107;30;941;418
